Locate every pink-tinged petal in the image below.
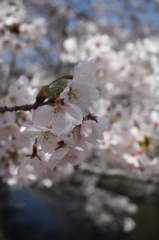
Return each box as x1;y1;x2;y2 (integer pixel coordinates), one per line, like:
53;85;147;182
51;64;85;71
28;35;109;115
49;149;85;169
32;105;53;127
61;80;98;105
76;102;89;116
73;82;99;102
64;103;83;125
92;124;104;141
50;146;69;160
80;122;93;138
89;86;99;102
32;157;47;174
23;125;43;138
68;148;85;166
17;157;31;174
71;81;91;102
72;128;85;148
60;82;71;102
52;113;72;134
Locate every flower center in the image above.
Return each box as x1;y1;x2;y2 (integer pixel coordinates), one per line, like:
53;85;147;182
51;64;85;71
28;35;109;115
54;105;63;115
68;87;80;101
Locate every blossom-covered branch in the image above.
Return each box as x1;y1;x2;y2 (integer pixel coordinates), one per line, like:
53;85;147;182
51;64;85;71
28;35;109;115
0;61;104;185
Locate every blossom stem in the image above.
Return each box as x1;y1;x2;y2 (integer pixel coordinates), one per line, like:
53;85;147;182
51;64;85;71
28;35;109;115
34;138;38;146
48;75;73;87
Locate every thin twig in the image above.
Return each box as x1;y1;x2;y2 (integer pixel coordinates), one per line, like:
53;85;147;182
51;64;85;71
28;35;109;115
0;99;55;113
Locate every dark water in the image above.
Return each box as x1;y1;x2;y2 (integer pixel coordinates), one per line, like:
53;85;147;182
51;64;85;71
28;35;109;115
0;185;124;240
1;178;159;240
1;182;159;240
125;201;159;240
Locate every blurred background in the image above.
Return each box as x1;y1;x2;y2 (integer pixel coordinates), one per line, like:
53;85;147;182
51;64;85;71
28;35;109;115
1;0;159;239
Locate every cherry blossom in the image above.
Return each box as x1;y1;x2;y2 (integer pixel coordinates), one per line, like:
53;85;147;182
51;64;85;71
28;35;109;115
32;101;83;135
60;79;99;113
60;61;99;114
80;120;104;143
0;57;102;180
22;125;59;154
17;141;48;174
49;144;85;169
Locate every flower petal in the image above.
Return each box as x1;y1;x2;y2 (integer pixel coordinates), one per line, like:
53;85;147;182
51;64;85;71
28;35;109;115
32;157;48;174
17;157;31;174
52;113;72;134
64;103;83;125
23;125;43;138
80;121;93;138
50;146;69;160
33;105;53;127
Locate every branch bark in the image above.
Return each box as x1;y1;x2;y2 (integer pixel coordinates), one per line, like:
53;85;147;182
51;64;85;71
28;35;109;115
0;99;55;113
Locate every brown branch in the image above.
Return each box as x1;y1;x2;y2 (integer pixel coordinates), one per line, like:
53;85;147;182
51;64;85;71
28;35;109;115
0;99;55;113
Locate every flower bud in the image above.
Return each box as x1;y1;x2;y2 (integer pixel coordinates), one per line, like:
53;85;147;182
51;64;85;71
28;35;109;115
36;85;50;103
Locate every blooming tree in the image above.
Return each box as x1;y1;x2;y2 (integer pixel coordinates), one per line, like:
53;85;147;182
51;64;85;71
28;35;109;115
2;0;159;235
1;0;159;188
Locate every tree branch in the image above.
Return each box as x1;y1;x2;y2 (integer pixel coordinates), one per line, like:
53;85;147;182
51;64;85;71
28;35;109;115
0;99;55;113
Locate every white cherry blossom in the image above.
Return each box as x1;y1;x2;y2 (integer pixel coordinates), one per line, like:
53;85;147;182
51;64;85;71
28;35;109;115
80;120;104;143
32;101;83;135
60;80;99;115
61;80;99;104
22;125;59;154
49;145;85;169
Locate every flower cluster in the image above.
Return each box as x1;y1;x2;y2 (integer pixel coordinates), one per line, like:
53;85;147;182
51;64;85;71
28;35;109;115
16;61;104;175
